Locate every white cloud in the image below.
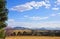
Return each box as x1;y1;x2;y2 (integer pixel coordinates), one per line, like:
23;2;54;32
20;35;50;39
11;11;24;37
42;1;50;8
11;4;33;12
45;0;50;3
7;19;60;28
57;13;60;16
29;1;51;9
52;7;59;10
24;16;49;20
11;1;51;12
57;0;60;5
23;13;60;20
28;1;43;9
51;13;60;16
7;19;15;22
57;0;60;2
51;14;56;16
55;0;60;5
24;15;28;17
58;13;60;14
29;16;48;20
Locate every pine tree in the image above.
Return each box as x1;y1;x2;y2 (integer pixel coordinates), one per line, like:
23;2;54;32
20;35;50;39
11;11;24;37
0;0;8;29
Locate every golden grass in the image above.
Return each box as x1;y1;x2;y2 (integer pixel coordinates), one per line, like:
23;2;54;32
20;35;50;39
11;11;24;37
5;36;60;39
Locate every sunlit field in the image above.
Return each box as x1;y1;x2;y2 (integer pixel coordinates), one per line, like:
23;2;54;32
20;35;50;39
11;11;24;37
5;36;60;39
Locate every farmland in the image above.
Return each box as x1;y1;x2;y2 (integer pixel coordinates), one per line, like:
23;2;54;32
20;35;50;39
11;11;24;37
5;36;60;39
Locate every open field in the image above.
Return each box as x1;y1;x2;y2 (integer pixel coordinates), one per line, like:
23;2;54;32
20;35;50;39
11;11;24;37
5;36;60;39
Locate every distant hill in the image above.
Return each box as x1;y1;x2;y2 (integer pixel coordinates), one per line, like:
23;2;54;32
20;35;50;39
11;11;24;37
13;27;30;30
13;27;47;30
5;26;60;30
32;27;60;30
46;27;60;30
32;28;47;30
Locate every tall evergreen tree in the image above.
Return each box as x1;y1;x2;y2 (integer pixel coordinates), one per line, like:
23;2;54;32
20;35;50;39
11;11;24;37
0;0;8;29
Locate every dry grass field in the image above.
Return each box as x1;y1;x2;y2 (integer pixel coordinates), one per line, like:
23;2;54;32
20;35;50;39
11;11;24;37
5;30;60;39
5;36;60;39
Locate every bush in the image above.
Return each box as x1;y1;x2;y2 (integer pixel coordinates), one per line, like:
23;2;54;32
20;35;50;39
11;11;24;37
0;30;5;39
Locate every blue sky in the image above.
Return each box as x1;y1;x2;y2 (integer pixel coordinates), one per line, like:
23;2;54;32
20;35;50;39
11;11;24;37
6;0;60;28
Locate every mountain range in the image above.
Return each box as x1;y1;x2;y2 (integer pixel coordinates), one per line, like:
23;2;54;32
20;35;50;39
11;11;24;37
5;26;60;30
